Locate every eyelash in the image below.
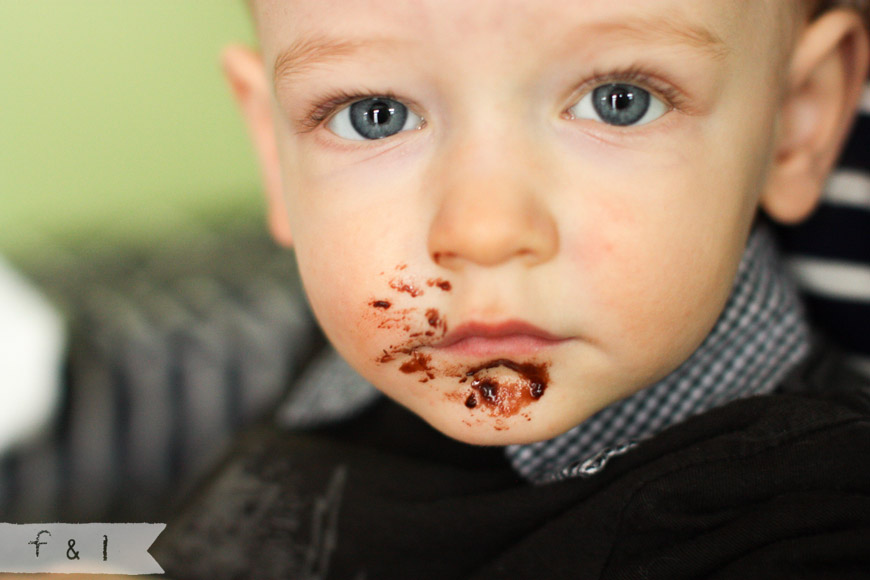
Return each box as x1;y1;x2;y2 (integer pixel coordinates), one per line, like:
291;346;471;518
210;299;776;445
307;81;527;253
296;89;408;133
295;66;687;134
573;66;688;114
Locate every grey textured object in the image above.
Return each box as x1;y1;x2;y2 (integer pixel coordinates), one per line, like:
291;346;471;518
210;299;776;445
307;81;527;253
277;347;381;430
1;222;322;522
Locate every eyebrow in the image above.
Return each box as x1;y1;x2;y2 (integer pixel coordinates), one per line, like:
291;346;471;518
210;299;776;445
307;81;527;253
273;13;729;87
273;35;394;86
587;15;730;62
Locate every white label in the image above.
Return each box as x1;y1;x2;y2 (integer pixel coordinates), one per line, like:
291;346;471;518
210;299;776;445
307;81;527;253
0;523;165;574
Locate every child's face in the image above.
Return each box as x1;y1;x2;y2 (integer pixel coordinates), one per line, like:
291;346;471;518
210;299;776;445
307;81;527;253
250;0;798;444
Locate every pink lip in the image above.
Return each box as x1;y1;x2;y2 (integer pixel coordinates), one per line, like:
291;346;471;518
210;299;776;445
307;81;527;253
434;320;567;357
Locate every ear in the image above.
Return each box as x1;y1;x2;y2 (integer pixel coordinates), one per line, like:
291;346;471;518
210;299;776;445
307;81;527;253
762;10;870;224
221;44;294;247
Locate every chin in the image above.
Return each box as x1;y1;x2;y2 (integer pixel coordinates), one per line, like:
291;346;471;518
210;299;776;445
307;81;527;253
417;405;578;447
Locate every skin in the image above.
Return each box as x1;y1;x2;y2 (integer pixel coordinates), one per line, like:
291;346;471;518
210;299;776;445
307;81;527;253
226;0;868;445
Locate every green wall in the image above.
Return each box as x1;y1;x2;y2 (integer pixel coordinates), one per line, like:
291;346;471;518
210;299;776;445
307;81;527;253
0;1;262;262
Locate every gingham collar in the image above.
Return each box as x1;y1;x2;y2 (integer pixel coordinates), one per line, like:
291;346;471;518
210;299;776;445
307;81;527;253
505;225;811;483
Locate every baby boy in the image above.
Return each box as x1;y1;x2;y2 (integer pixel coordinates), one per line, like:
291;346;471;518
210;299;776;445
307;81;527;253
154;1;870;578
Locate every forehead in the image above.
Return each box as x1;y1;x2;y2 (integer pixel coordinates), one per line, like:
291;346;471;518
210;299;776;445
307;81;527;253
253;0;783;64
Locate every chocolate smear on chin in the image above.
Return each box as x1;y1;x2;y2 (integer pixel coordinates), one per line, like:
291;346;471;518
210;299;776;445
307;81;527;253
461;359;550;417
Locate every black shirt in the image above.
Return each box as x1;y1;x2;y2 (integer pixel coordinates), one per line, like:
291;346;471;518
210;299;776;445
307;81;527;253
153;349;870;580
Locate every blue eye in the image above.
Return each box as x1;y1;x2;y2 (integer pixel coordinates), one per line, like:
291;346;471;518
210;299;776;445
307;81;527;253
568;83;668;127
327;97;423;140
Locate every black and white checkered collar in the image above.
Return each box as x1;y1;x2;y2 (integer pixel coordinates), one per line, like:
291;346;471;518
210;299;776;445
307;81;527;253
506;225;811;483
278;225;811;484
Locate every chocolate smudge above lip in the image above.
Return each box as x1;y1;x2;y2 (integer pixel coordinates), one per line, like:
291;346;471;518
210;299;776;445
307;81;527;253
372;306;448;385
371;300;392;309
426;278;452;292
390;279;424;297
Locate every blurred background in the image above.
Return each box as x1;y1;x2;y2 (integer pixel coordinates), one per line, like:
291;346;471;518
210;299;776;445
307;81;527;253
0;0;259;264
0;1;321;523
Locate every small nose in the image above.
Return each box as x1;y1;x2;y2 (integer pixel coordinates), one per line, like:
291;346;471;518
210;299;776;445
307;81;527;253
427;135;559;270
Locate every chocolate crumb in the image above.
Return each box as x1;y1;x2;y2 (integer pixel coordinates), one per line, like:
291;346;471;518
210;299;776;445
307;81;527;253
426;278;452;292
390;279;424;297
399;351;432;374
471;377;500;404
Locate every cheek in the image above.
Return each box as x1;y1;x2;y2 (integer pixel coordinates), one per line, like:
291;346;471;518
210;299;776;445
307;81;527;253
570;218;695;334
294;233;445;372
285;150;441;351
563;174;748;376
297;249;371;350
289;212;389;355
